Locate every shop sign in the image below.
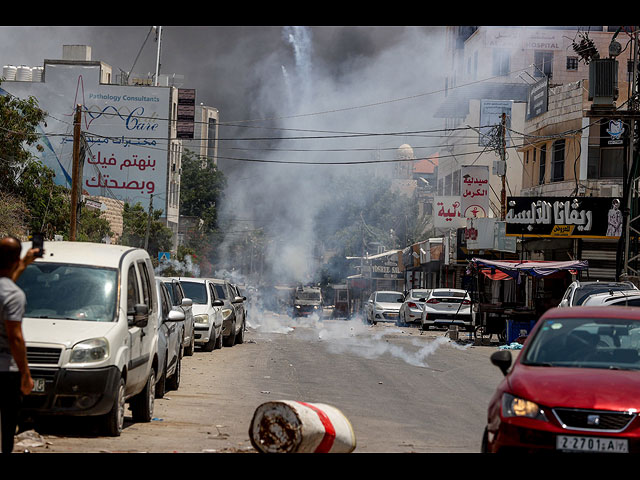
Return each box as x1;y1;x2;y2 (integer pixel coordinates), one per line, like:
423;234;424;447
461;165;490;219
505;196;622;239
600;119;629;147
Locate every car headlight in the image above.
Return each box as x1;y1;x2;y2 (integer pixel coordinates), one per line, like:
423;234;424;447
501;393;548;421
313;305;318;310
69;338;109;364
222;308;233;319
195;314;209;324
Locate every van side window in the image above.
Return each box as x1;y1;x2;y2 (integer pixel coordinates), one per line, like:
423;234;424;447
209;284;216;305
173;283;183;305
160;284;171;318
137;260;153;310
215;285;226;299
127;265;140;314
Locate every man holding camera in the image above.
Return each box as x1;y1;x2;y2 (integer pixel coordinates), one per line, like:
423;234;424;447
0;236;39;453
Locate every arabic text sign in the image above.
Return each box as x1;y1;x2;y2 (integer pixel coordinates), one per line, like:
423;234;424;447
434;196;465;229
460;165;490;219
505;197;622;239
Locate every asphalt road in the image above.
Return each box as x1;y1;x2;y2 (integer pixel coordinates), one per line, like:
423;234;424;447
14;312;508;454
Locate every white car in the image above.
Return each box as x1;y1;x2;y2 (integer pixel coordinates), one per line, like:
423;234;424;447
365;291;404;325
17;241;160;436
420;288;473;331
177;278;224;352
558;281;638;307
581;290;640;307
159;276;196;356
398;289;431;326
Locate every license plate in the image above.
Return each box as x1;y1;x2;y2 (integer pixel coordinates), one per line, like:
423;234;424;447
556;435;628;453
33;378;46;393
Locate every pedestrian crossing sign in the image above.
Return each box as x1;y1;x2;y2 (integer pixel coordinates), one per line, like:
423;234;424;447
158;252;171;262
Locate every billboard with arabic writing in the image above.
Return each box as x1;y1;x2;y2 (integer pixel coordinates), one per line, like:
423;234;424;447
460;165;490;218
3;63;170;213
505;196;622;239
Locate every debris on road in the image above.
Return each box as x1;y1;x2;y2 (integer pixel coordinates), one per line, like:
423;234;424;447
249;400;357;453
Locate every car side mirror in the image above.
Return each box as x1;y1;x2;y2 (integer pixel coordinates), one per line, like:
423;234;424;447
490;350;512;376
167;309;185;322
212;299;224;307
182;297;193;307
129;303;149;328
232;296;244;304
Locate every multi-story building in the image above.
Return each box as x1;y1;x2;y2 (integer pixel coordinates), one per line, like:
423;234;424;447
1;44;188;249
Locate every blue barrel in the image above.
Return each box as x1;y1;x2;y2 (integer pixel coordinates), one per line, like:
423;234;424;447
506;319;537;344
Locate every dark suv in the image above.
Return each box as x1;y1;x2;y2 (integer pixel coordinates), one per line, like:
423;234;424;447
208;278;246;346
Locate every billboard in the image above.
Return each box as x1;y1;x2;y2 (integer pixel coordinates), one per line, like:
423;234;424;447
3;63;171;213
433;196;465;229
505;196;622;239
460;165;490;218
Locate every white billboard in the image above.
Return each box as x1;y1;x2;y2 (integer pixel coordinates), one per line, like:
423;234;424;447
3;63;170;213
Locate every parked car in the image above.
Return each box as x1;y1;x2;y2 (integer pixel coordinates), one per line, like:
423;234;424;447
558;280;638;307
420;288;473;331
398;289;431;326
484;306;640;453
16;241;160;436
158;276;195;356
293;286;324;319
364;291;404;325
581;290;640;307
177;278;224;352
208;278;246;346
154;279;185;399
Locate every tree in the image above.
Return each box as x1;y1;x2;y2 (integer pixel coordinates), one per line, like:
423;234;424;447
120;202;174;259
0;81;48;193
179;149;226;233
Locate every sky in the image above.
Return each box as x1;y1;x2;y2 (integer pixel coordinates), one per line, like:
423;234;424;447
0;26;449;284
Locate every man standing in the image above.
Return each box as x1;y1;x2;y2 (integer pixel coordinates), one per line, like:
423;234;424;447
0;236;37;453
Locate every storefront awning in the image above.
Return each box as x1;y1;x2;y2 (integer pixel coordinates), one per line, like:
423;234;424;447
470;258;588;282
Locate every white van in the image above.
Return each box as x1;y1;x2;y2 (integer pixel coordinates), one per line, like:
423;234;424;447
16;241;160;436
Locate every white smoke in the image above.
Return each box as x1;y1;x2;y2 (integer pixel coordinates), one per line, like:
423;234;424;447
155;254;200;277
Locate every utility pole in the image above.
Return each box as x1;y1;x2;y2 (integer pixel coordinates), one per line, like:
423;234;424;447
69;104;82;241
144;193;154;251
500;112;507;220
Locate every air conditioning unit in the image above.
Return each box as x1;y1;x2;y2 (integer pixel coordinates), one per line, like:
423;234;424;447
601;184;622;197
589;59;618;106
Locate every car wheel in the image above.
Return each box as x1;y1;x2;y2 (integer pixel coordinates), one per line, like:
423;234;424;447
155;358;167;399
184;332;195;356
131;368;155;423
223;320;236;347
215;327;223;349
235;320;245;344
167;354;181;391
202;329;216;352
481;427;489;453
102;376;125;437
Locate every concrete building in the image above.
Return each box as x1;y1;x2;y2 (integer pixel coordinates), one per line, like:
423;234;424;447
182;104;219;167
1;44;186;249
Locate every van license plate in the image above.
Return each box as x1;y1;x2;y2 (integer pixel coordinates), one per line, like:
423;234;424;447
33;378;46;393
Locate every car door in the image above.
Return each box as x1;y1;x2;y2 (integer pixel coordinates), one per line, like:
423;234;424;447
126;262;146;390
159;282;178;367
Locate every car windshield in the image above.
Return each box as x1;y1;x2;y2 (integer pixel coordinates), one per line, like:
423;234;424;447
376;293;403;303
180;281;208;304
522;317;640;370
575;286;634;305
296;291;320;301
16;263;118;322
410;290;430;299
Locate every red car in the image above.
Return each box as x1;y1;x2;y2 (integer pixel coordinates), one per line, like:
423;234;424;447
483;306;640;453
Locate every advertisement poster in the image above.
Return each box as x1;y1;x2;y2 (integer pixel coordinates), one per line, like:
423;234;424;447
505;196;622;239
4;63;170;213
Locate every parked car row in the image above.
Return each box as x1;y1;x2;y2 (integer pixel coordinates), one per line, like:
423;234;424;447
365;288;474;332
15;241;248;437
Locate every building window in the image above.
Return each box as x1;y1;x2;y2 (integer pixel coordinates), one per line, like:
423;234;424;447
452;169;460;195
551;140;565;182
534;51;554;79
600;147;624;177
566;56;579;71
539;144;546;185
493;48;510;76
